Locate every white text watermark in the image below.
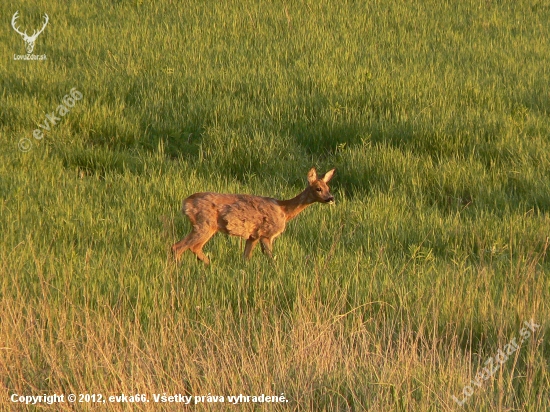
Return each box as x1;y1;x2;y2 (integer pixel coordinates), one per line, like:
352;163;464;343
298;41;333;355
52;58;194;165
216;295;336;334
452;319;541;406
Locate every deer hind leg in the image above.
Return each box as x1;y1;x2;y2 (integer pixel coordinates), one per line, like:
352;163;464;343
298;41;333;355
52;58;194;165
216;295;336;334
244;237;259;260
189;231;215;264
260;238;274;259
172;226;214;263
172;232;192;255
171;226;203;259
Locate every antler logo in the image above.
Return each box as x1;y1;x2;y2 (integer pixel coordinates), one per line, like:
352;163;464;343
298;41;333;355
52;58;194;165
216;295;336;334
11;11;49;54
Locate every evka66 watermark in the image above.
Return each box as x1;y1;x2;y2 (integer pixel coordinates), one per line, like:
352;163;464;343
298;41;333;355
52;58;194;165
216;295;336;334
11;11;48;60
18;88;83;152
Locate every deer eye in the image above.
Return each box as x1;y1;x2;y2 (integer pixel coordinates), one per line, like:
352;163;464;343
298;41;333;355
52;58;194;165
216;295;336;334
316;188;322;192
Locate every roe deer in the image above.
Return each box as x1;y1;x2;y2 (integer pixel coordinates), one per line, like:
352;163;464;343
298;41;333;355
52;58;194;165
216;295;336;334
172;168;335;264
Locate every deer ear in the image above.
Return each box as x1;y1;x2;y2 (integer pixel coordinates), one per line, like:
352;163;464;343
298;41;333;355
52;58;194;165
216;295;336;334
307;168;317;184
321;168;335;183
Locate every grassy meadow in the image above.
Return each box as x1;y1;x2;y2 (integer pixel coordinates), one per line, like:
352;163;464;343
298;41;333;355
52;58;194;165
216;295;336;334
1;0;550;410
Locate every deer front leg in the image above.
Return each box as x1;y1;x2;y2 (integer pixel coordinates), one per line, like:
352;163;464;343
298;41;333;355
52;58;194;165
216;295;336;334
244;237;259;260
260;238;274;259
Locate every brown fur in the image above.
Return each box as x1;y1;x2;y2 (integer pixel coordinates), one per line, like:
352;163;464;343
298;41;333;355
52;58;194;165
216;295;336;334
172;168;335;264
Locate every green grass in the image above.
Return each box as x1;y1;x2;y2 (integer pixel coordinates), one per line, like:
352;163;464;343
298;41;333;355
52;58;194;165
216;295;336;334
1;0;549;410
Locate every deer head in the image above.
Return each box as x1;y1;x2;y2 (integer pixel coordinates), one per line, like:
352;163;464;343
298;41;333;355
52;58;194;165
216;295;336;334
307;168;335;204
11;11;49;54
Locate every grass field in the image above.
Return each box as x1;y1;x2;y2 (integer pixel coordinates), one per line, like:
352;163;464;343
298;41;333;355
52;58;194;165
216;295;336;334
1;0;549;410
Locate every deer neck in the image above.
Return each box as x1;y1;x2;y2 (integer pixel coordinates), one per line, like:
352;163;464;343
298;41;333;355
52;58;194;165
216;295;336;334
277;189;315;221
